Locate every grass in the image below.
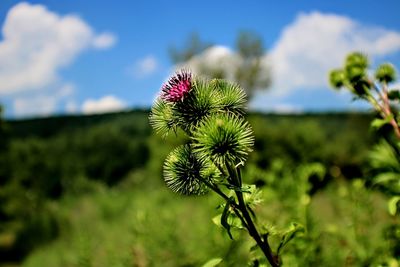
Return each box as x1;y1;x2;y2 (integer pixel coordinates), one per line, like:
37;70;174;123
21;172;395;267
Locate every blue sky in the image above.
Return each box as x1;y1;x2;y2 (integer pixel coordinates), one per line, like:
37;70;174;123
0;0;400;118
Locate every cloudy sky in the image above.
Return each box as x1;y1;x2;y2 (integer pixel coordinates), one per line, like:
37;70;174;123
0;0;400;118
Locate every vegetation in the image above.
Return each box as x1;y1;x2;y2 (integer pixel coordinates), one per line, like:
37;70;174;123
2;53;400;265
1;105;396;266
169;31;271;98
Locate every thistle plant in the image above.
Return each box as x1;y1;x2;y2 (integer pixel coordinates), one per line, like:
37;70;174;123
330;53;400;216
150;70;281;266
329;52;400;140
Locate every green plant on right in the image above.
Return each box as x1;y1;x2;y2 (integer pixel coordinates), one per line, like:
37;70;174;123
329;52;400;218
329;52;400;139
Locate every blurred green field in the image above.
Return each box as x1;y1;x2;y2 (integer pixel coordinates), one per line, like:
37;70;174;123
0;110;398;266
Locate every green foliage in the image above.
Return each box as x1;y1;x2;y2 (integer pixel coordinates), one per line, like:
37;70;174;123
0;112;151;263
329;53;400;265
369;140;400;200
388;196;400;216
0;109;387;266
202;258;223;267
169;31;271;98
169;32;212;64
329;52;400;138
234;31;271;97
151;72;284;266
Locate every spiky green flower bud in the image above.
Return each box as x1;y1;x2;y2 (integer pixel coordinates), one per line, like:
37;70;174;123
346;66;367;83
375;63;397;83
149;98;177;137
345;52;369;82
192;113;254;166
163;144;220;195
211;79;247;115
329;69;346;89
173;78;219;132
345;52;369;70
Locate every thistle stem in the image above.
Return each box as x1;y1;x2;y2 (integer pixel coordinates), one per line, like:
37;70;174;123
225;161;280;267
235;190;279;267
199;177;249;230
381;82;400;140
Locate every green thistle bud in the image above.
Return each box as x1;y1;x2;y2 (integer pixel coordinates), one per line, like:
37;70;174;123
375;63;397;83
211;79;247;115
163;144;220;195
192;113;254;166
149;98;177;137
346;66;367;83
329;69;346;89
345;52;369;69
173;78;219;132
345;52;369;82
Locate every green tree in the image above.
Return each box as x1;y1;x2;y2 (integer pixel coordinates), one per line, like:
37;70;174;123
169;31;271;98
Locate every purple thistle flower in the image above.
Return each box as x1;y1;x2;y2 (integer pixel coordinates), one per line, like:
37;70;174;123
161;70;192;102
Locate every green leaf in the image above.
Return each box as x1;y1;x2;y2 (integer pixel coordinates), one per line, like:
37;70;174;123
277;223;305;255
388;196;400;216
373;173;399;185
221;197;235;239
371;115;394;130
202;258;222;267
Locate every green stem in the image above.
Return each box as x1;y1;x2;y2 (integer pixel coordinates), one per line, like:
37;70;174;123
226;162;280;267
199;177;249;229
381;82;400;140
236;190;279;267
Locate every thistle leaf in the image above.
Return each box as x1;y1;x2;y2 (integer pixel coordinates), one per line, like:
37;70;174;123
371;115;393;130
202;258;223;267
388;196;400;216
221;197;235;239
277;223;305;255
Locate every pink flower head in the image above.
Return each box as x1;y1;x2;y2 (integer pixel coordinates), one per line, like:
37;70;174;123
161;70;192;102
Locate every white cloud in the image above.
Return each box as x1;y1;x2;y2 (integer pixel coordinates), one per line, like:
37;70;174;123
250;11;400;110
93;32;117;49
65;100;78;113
132;55;159;78
14;96;58;117
13;83;75;117
82;95;127;114
267;11;400;96
0;2;117;95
